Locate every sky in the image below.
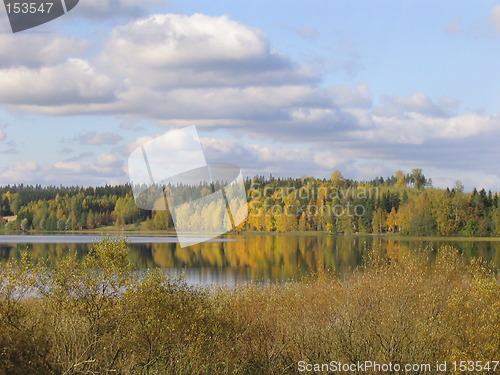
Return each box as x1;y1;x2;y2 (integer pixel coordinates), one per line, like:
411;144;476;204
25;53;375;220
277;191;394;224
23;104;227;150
0;0;499;190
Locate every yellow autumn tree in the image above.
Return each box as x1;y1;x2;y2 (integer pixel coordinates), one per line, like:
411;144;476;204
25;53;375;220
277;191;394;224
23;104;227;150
395;170;406;189
386;206;398;232
330;170;346;188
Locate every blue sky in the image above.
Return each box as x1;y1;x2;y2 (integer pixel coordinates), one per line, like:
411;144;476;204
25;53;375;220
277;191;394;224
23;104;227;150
0;0;499;189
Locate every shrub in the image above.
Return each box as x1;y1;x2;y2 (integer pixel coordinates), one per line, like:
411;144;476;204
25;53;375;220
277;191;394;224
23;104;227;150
0;241;498;374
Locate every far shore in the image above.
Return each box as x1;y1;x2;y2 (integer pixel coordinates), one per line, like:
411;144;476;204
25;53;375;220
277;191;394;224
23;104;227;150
1;227;500;242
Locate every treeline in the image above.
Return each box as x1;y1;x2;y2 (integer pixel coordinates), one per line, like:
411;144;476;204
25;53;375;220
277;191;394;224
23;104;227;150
0;185;144;231
245;169;500;237
1;169;500;237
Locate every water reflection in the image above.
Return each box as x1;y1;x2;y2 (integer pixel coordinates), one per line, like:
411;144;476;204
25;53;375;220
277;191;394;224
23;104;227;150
0;235;498;286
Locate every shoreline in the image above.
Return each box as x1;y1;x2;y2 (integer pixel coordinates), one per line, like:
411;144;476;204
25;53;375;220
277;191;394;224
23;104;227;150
1;229;500;242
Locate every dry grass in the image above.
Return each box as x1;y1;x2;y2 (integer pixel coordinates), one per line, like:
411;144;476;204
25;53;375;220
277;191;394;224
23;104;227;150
0;239;498;374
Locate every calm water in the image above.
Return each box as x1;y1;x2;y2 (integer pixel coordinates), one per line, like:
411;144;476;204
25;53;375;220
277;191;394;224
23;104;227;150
0;234;499;285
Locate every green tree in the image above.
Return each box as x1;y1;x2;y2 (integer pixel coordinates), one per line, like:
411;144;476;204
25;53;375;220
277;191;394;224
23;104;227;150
20;218;29;231
411;168;426;190
372;207;387;233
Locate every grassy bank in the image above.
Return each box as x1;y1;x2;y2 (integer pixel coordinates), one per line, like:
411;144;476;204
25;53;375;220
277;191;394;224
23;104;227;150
0;239;499;374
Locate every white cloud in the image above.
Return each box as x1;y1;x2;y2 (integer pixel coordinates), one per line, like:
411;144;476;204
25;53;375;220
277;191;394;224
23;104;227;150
13;161;37;171
427;172;500;192
100;13;315;89
201;137;349;178
313;152;345;170
123;134;159;155
329;83;371;108
105;13;268;68
54;161;86;173
78;131;123;145
0;33;87;68
53;157;123;175
0;154;127;185
376;93;457;118
94;153;121;168
0;12;499;187
490;5;500;33
0;13;322;122
0;59;118;106
361;112;499;144
0;161;40;182
436;113;499;138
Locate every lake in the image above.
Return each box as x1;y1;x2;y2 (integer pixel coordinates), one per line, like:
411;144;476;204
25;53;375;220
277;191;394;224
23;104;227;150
0;234;499;286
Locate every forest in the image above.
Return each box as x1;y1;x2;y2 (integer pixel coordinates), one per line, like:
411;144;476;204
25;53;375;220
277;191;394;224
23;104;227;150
1;168;500;237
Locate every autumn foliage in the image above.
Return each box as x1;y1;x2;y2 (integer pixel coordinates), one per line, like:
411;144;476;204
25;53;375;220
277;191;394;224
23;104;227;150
0;239;498;374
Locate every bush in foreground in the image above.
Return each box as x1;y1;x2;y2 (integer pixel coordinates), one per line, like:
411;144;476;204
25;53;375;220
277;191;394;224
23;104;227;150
0;239;498;374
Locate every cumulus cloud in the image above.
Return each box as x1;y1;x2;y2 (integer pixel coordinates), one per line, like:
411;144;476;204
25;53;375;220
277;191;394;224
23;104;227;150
78;131;123;145
0;13;322;122
94;152;121;169
308;109;500;184
312;151;346;170
200;136;396;181
122;134;159;155
0;12;364;139
0;33;87;68
100;13;315;89
0;161;40;182
349;112;500;145
52;152;123;180
105;13;269;68
0;59;119;106
0;154;126;185
201;137;346;177
375;93;458;118
0;12;499;187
